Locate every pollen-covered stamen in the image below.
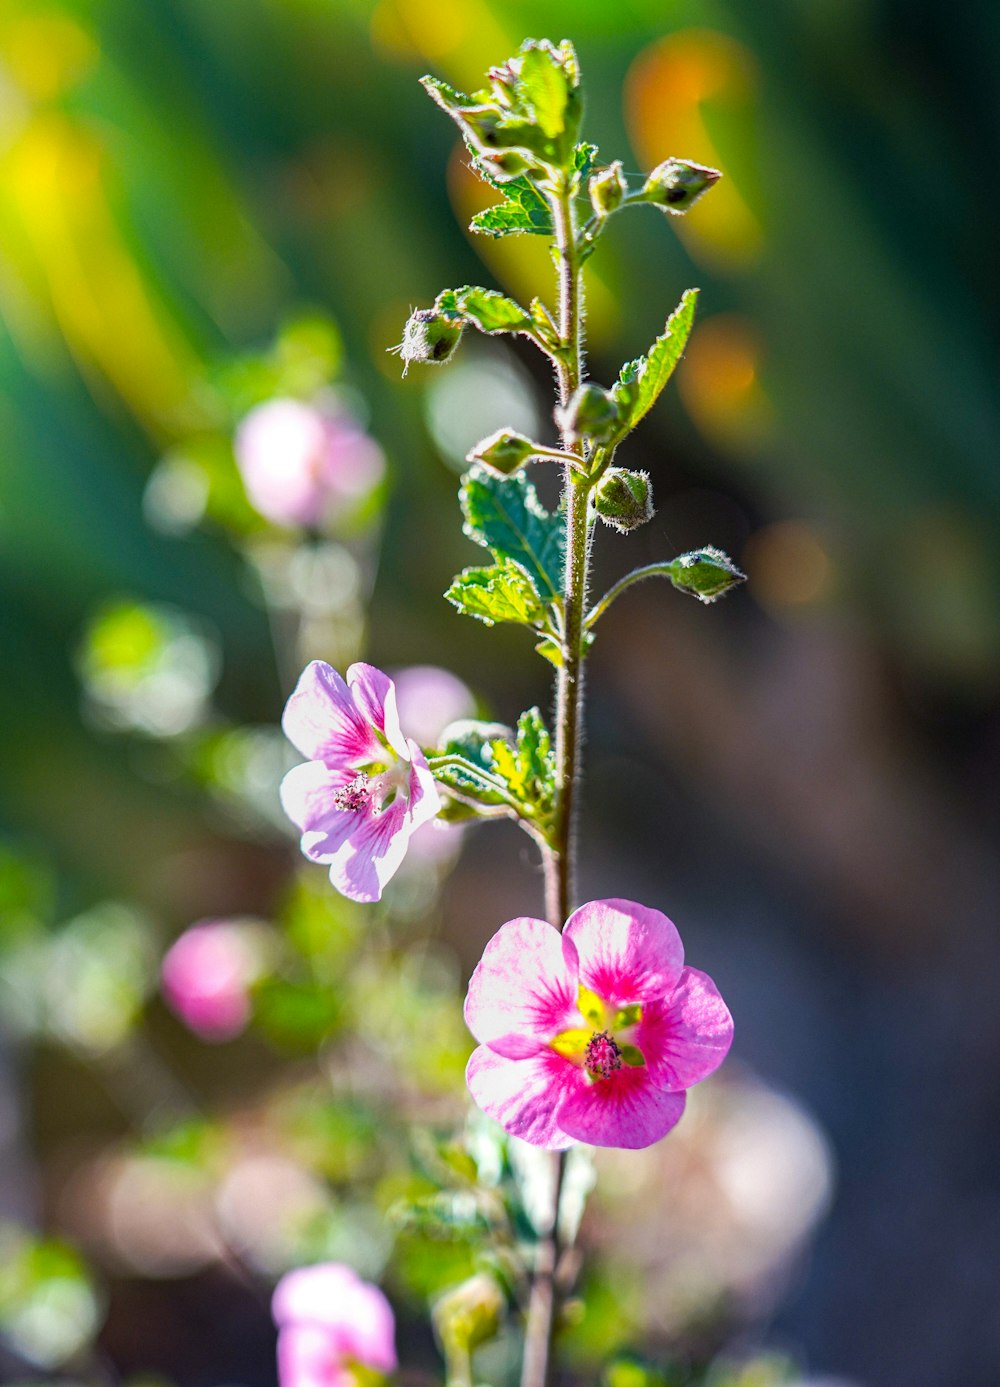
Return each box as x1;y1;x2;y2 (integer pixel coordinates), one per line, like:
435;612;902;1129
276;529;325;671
332;773;372;813
584;1030;623;1080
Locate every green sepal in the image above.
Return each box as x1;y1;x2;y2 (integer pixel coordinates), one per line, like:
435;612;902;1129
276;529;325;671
574;140;599;182
611;288;699;436
445;558;545;628
620;1045;646;1067
667;546;746;603
459;464;565;604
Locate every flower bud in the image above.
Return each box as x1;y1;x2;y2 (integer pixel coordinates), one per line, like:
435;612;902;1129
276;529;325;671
432;1273;504;1355
667;545;745;602
398;308;464;373
593;468;654;533
589;160;627;219
466;428;540;475
556;382;619;446
642;158;721;214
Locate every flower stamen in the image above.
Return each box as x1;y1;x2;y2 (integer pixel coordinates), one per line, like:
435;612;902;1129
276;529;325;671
584;1030;623;1080
333;773;372;813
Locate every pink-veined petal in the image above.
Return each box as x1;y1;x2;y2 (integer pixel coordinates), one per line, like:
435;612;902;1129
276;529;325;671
563;898;685;1008
283;662;381;766
555;1067;686;1149
639;967;733;1091
280;762;359;862
465;917;578;1049
325;796;411;902
405;742;442;831
466;1045;576;1150
347;663;408;760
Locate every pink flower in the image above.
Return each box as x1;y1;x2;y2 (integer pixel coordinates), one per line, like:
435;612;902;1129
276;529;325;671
273;1262;396;1387
280;661;441;902
464;898;733;1150
235;399;385;529
161;920;261;1041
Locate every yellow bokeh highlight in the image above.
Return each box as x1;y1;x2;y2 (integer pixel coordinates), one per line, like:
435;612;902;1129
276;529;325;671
678;313;772;452
0;8;96;100
370;0;513;88
0;113;199;433
743;521;834;610
625;30;763;271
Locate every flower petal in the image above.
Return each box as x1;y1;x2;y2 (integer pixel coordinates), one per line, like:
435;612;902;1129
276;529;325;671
466;1045;575;1150
465;917;578;1048
277;1324;351;1387
555;1067;686;1149
347;663;408;760
283;662;381;765
405;742;442;830
326;797;411;902
639;966;733;1091
280;762;359;862
273;1263;362;1328
563;898;684;1008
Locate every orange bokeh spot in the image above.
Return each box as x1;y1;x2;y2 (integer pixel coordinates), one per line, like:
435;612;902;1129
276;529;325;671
744;522;834;610
678;314;772;451
625;30;763;270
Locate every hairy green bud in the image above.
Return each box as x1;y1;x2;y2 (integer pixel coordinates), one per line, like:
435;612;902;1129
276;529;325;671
667;545;745;602
556;382;619;446
589;160;627;218
466;429;541;475
642;158;721;214
593;468;654;533
397;308;464;373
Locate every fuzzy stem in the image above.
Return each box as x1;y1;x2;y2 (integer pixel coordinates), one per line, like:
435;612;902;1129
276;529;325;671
521;172;592;1387
585;561;681;629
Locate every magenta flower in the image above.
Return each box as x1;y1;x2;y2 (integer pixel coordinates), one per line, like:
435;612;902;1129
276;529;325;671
273;1262;396;1387
280;661;441;902
464;898;733;1150
161;920;261;1041
235;398;385;530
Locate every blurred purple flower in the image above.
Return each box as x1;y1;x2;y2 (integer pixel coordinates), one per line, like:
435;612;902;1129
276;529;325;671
273;1262;396;1387
235;398;384;529
465;898;733;1150
281;661;441;902
390;665;474;747
161;920;260;1041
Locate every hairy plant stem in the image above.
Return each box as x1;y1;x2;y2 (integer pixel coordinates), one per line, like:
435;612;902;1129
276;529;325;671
522;174;592;1387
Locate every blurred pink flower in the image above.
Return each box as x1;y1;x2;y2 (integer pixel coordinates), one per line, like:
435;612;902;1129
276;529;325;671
390;665;474;747
273;1262;396;1387
465;898;733;1150
161;920;260;1041
235;398;384;529
281;661;441;902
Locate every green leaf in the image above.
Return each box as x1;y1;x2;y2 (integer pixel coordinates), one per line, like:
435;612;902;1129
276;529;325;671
529;297;559;350
420;75;471;116
535;631;593;668
612;287;699;433
469;173;554;238
519;43;570;139
445;558;545;627
489;708;555;821
574;141;599;180
459;464;564;603
456;287;532;334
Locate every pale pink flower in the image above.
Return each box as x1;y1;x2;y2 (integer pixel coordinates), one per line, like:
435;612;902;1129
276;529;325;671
235;398;385;529
161;920;260;1041
390;665;474;747
273;1262;396;1387
280;661;441;902
464;898;733;1150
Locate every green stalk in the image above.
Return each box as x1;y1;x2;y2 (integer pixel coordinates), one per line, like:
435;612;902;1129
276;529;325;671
521;171;593;1387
